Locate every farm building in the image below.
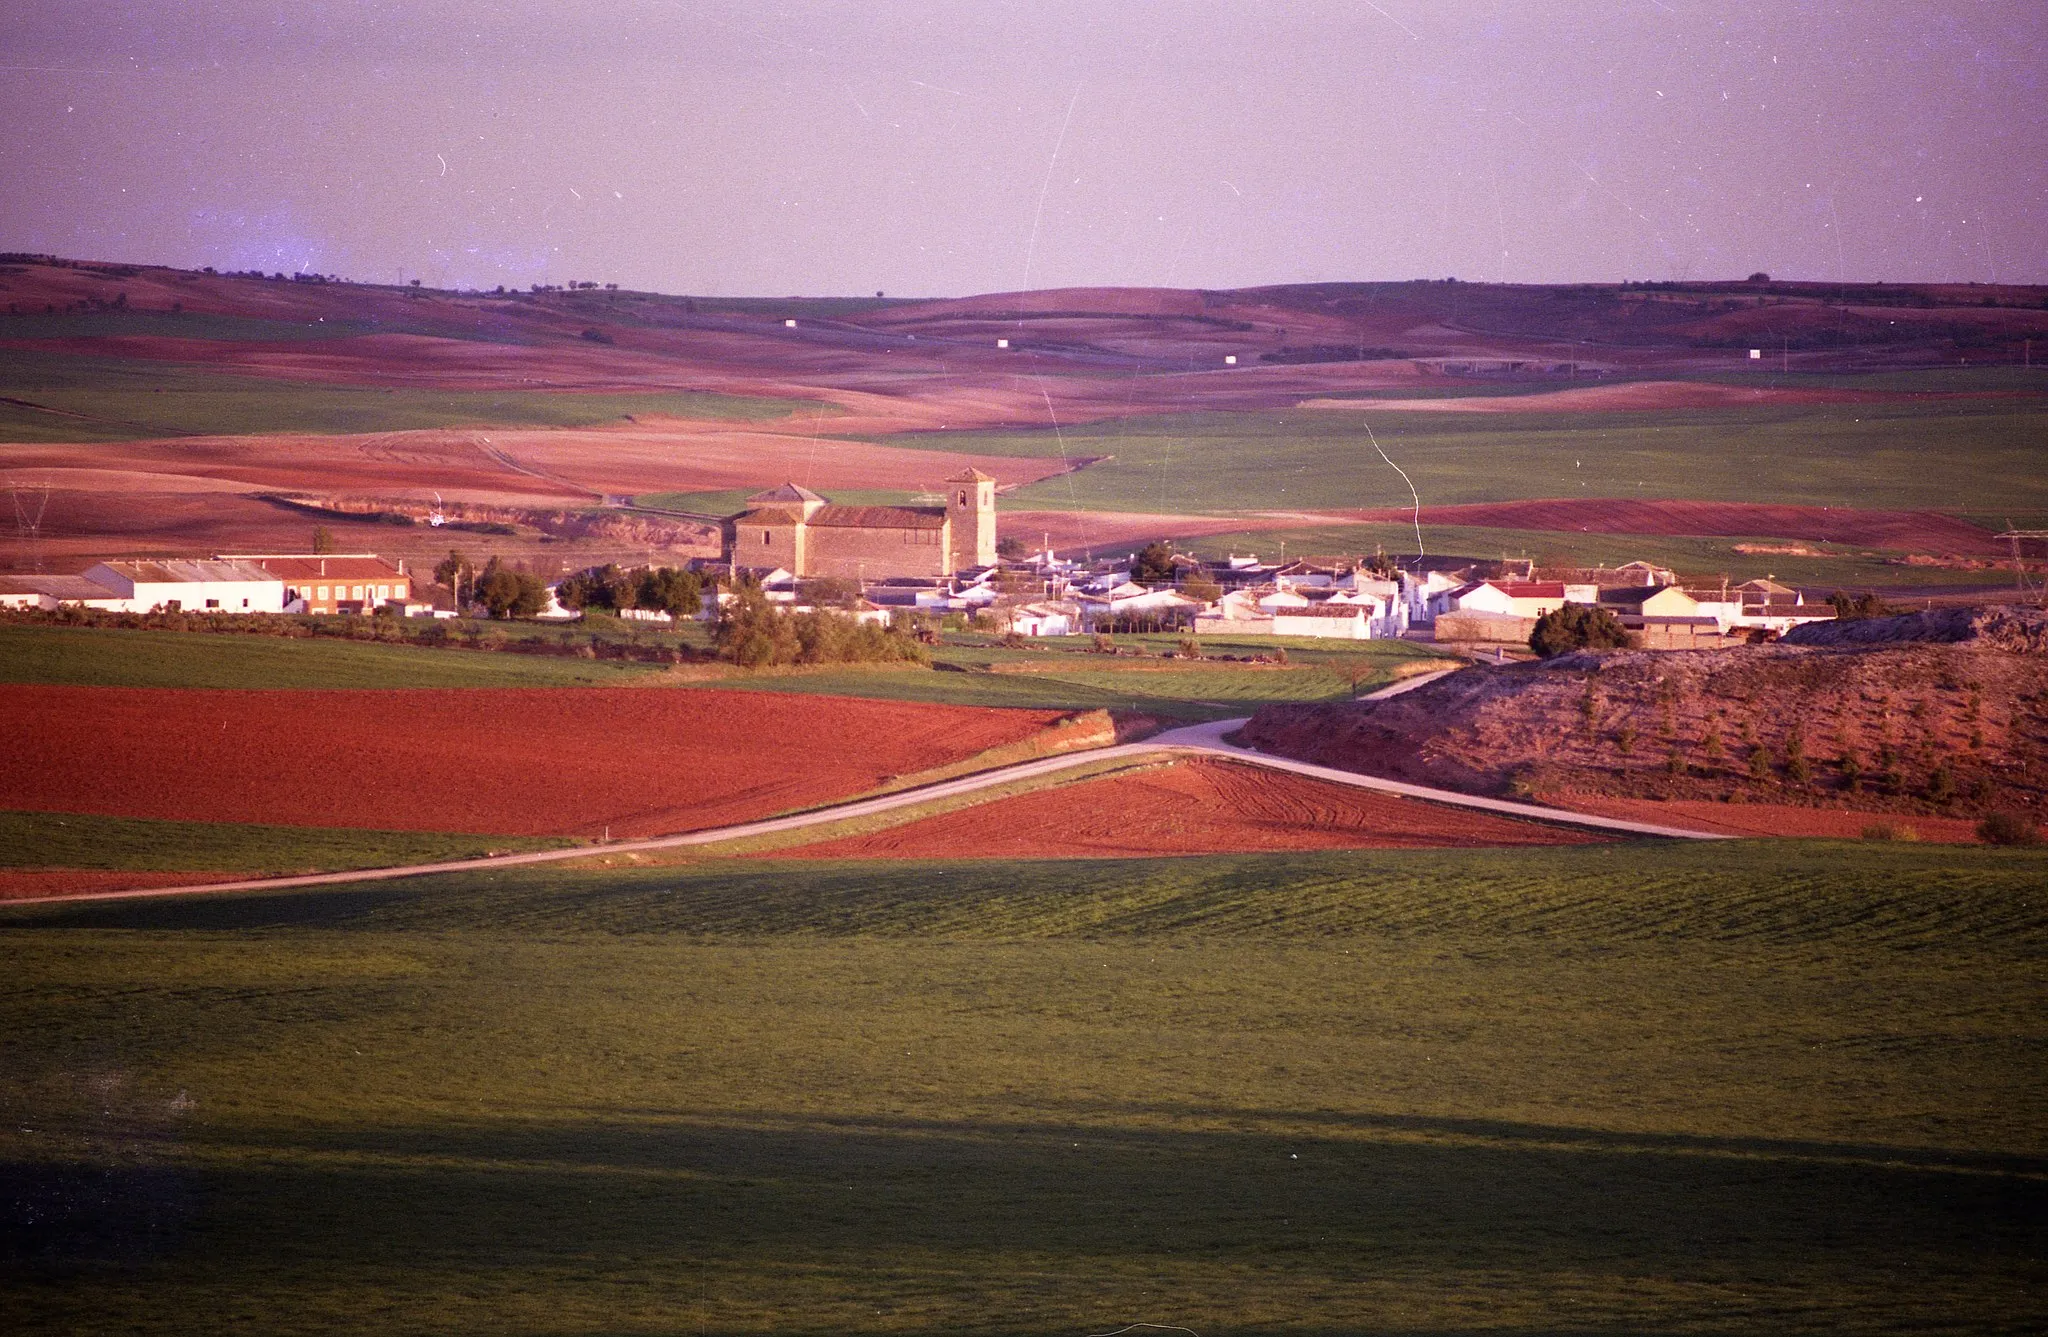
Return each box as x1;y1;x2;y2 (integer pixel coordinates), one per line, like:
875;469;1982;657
224;554;412;614
78;559;286;614
721;471;996;579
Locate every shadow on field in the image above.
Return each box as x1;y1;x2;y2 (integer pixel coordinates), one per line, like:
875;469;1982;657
12;1108;2041;1328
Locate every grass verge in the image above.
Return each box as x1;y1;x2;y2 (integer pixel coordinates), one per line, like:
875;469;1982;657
0;810;570;876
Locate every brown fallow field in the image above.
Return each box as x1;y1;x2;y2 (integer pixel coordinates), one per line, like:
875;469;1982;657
773;757;1609;861
0;687;1072;839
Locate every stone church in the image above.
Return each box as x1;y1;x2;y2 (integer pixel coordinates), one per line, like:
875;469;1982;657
721;469;996;579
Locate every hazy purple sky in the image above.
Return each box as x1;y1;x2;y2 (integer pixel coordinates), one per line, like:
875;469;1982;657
3;1;2042;295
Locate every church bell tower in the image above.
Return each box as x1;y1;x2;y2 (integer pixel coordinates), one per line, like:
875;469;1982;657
946;468;997;571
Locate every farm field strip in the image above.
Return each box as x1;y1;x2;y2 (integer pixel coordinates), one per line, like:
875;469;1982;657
889;399;2048;518
0;685;1070;839
0;716;1730;908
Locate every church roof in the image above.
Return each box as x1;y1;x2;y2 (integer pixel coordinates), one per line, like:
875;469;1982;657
808;504;947;530
947;468;996;483
746;483;825;505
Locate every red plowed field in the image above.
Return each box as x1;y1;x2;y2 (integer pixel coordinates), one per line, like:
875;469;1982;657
773;757;1608;860
0;687;1066;838
1335;498;2004;554
1549;795;1986;843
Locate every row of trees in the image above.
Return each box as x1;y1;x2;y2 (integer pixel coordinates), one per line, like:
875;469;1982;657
433;551;548;619
554;563;703;618
713;582;927;668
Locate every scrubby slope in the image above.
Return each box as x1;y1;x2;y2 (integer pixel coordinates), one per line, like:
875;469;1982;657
1242;615;2048;822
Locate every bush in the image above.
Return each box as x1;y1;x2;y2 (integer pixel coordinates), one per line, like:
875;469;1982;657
1977;812;2042;847
1862;822;1920;842
1828;591;1894;621
714;582;926;669
1529;604;1635;657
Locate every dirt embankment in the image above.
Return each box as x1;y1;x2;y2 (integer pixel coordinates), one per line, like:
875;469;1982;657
1239;615;2048;833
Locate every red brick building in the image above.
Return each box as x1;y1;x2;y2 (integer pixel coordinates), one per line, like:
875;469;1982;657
223;554;411;614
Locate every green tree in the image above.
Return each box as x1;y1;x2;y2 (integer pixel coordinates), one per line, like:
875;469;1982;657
636;567;702;618
1181;572;1223;604
1529;604;1635;657
800;577;862;610
433;550;476;606
311;526;335;554
475;558;548;619
1131;542;1176;585
714;581;799;667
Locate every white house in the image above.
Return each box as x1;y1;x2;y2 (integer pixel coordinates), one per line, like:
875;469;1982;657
1004;602;1078;637
81;559;286;614
1271;604;1373;639
1077;582;1200;629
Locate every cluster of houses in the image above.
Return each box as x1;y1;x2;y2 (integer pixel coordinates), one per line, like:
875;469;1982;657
700;546;1833;648
0;478;1836;653
1423;562;1835;646
0;554;427;616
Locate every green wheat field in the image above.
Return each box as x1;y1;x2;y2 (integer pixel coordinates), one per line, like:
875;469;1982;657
5;841;2044;1334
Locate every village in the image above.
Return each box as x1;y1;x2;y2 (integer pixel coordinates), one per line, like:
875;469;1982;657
0;477;1842;651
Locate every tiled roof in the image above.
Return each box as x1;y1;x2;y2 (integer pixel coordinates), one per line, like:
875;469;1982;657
947;467;996;482
6;574;120;599
1497;581;1567;598
1598;585;1679;607
226;554;403;581
807;505;947;530
747;483;825;505
98;559;274;584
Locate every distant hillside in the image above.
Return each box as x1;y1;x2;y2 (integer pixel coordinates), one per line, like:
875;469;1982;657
4;255;2044;376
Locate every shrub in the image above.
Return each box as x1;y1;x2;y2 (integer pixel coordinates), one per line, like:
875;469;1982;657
1828;591;1893;621
714;582;926;669
1529;604;1635;657
1862;822;1920;842
1747;746;1772;781
1615;724;1636;756
1977;812;2042;847
1926;763;1956;805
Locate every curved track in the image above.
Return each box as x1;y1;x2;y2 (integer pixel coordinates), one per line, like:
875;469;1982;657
2;693;1728;909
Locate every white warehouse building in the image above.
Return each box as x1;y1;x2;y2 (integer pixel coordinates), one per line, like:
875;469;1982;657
77;559;287;614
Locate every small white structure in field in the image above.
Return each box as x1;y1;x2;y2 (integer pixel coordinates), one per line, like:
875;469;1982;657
1224;354;1237;365
1749;349;1762;359
784;318;797;328
996;337;1009;349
